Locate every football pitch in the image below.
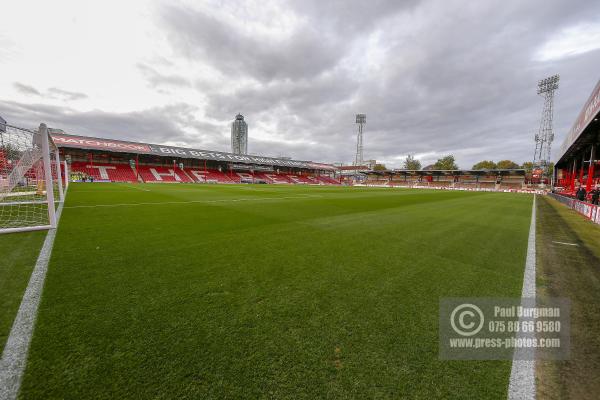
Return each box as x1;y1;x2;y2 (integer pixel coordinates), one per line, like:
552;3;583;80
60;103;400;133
12;183;533;399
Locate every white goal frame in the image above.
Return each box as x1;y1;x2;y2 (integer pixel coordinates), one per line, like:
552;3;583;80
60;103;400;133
0;123;65;234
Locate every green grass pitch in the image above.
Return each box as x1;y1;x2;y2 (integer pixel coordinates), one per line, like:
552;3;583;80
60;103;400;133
0;231;46;354
16;183;533;399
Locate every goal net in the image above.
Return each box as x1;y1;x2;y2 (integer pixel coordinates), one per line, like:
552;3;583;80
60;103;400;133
0;123;64;234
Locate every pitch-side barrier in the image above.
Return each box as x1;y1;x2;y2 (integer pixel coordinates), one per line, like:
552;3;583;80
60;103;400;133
548;193;600;225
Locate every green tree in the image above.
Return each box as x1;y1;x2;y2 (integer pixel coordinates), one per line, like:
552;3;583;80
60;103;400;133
496;160;520;169
472;160;497;170
373;163;387;171
433;155;459;170
520;161;552;175
521;161;535;173
403;155;421;170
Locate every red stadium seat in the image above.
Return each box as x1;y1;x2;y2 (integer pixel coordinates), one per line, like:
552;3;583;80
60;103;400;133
136;166;192;183
70;162;138;182
286;175;314;184
316;176;341;185
67;162;340;186
186;169;235;183
262;173;292;184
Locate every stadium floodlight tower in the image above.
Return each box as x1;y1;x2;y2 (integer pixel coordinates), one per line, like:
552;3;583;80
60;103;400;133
533;74;559;175
354;114;366;167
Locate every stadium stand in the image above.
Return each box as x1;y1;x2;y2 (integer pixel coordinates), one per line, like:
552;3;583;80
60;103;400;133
362;169;526;191
306;176;322;184
286;174;314;184
478;175;497;189
70;162;138;182
553;79;600;200
185;169;234;183
478;182;496;189
317;176;341;185
499;177;524;190
432;181;452;188
263;173;293;184
365;177;388;186
50;132;340;186
136;166;193;183
233;172;255;183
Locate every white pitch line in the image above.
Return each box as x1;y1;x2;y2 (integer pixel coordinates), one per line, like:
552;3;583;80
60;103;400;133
508;195;536;400
551;241;578;246
0;196;66;400
64;194;322;209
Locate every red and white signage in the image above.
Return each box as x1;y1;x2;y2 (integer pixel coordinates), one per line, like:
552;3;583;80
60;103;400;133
52;134;151;153
50;132;338;171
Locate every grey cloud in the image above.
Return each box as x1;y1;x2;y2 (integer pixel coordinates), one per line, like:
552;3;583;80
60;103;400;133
160;1;420;84
287;0;419;35
47;87;88;101
211;0;600;167
0;101;228;152
206;71;358;119
349;0;600;167
13;82;41;96
5;0;600;168
13;83;87;101
160;5;345;83
137;63;190;89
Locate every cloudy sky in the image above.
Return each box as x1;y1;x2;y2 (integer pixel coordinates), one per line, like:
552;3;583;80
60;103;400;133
1;0;600;168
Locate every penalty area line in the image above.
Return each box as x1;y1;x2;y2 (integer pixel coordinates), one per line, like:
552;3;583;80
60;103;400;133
0;197;66;400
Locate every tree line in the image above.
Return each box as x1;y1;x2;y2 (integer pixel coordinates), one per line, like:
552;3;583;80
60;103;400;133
394;155;553;174
372;155;553;174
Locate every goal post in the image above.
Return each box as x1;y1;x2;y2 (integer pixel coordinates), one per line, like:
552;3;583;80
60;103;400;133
0;123;65;234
